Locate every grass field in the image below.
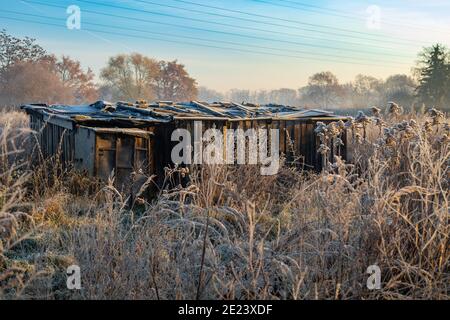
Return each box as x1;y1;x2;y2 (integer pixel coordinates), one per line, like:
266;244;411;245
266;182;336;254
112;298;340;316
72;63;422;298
0;107;448;300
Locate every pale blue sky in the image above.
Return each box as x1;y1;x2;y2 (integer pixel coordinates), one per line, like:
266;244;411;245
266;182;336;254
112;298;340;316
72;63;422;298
1;0;449;91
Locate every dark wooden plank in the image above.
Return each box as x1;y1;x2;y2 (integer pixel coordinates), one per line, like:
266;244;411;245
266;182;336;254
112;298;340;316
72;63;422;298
285;120;295;164
294;123;301;167
305;123;314;168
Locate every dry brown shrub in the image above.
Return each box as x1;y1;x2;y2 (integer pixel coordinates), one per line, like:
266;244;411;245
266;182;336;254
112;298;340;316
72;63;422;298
0;107;448;300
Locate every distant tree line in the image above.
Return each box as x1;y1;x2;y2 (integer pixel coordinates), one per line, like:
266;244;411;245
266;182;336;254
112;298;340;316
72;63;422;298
199;72;418;110
1;29;448;110
199;44;450;111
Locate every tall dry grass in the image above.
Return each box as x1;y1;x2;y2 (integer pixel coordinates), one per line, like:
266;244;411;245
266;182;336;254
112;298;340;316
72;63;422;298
0;107;448;300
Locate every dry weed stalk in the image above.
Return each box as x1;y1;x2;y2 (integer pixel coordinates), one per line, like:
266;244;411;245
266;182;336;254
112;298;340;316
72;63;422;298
0;104;448;300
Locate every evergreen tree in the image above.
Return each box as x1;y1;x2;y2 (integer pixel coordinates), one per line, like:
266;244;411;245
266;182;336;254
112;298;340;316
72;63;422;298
415;44;450;107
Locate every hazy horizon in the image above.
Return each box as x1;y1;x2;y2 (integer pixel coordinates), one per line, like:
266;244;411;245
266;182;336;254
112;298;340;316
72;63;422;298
1;0;450;91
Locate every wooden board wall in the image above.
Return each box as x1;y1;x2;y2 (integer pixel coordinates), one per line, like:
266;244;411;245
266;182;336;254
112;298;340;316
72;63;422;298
28;113;347;193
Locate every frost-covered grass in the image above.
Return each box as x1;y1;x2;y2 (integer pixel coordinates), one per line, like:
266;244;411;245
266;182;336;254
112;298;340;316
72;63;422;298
0;107;448;300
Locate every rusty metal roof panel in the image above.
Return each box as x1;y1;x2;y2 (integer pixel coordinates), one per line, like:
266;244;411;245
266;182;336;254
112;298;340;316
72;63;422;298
21;101;173;127
84;127;154;137
22;100;346;125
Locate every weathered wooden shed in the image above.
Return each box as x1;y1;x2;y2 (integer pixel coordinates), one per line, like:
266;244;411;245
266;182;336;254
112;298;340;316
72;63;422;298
22;101;348;190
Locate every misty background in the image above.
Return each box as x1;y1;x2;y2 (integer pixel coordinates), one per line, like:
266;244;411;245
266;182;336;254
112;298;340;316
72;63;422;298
1;29;449;116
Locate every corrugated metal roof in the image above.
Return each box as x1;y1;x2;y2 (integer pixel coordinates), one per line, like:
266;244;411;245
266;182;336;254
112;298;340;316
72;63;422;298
22;100;345;126
22;102;172;123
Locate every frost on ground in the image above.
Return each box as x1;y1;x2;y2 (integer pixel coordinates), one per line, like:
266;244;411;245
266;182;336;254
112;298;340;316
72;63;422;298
0;106;448;300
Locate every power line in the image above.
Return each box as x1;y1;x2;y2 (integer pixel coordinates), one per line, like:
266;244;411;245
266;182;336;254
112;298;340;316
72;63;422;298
72;0;428;48
0;9;412;66
21;0;417;60
129;0;429;46
21;0;419;56
0;14;409;69
274;0;365;14
175;0;448;38
268;0;450;35
250;1;395;27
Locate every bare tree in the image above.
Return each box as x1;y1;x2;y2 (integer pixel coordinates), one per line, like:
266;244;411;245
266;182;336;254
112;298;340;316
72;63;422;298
303;71;342;109
350;74;383;108
268;88;299;105
198;86;225;102
382;74;417;109
100;53;159;101
227;89;252;104
0;29;48;76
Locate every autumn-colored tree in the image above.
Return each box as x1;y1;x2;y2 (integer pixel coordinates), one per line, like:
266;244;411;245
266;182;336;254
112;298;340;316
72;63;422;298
55;56;98;103
0;55;98;106
1;60;74;105
100;55;198;102
0;30;98;105
155;60;198;101
100;53;159;101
